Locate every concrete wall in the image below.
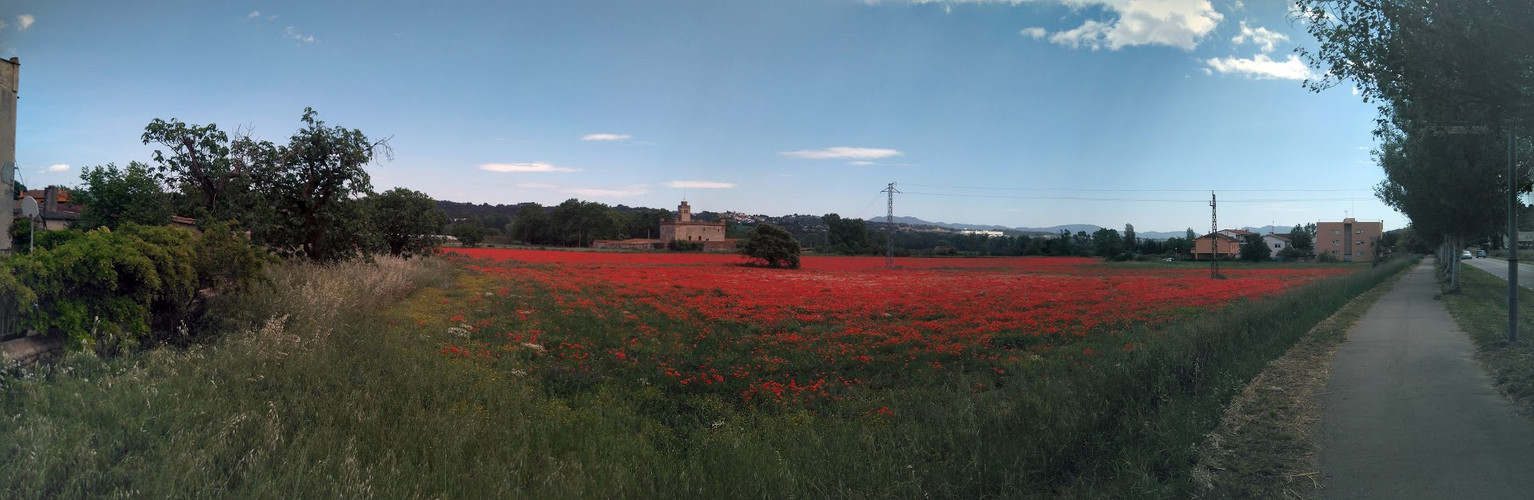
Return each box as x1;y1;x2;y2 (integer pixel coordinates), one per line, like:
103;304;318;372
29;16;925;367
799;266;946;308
0;58;16;252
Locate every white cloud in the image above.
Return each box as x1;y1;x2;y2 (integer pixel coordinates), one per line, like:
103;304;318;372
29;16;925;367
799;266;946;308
16;14;34;31
479;162;581;173
848;161;876;166
1230;21;1288;53
1205;53;1315;80
664;181;736;189
780;147;903;160
247;10;261;19
45;163;69;172
936;0;1223;51
581;133;632;141
1019;27;1048;39
284;26;316;43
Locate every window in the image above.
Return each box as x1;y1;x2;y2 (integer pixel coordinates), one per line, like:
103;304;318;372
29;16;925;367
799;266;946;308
1357;240;1364;246
1356;229;1364;234
1333;239;1340;246
1332;229;1340;234
1356;250;1363;256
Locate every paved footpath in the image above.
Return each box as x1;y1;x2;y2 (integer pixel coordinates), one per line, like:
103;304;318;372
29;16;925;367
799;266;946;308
1319;260;1534;499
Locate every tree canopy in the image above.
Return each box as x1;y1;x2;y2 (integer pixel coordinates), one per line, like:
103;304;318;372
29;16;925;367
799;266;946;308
367;188;448;257
72;161;172;231
739;223;801;269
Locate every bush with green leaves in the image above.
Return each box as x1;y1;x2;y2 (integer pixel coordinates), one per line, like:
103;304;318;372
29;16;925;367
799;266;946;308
8;223;268;354
739;223;801;269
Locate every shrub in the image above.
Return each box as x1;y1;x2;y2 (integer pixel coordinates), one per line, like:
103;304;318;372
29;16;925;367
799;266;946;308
9;223;269;354
668;240;704;252
739;224;800;268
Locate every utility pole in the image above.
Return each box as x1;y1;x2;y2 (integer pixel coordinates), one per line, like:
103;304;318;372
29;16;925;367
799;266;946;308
883;182;899;269
1210;191;1219;278
1509;130;1519;342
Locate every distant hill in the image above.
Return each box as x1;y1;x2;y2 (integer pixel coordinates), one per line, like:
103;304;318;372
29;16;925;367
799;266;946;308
866;217;1202;240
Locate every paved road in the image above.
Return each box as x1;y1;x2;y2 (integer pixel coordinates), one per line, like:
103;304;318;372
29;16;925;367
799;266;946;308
1319;259;1534;499
1464;257;1534;290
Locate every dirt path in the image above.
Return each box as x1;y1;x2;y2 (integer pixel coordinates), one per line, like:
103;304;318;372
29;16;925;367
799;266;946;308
1318;260;1534;498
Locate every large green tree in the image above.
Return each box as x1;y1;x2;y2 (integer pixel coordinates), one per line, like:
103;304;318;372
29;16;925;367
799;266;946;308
1239;233;1270;262
1287;224;1314;255
822;213;870;254
72;162;173;231
242;108;387;262
739;223;800;269
509;202;553;244
1298;0;1534;288
366;188;447;257
141;118;247;220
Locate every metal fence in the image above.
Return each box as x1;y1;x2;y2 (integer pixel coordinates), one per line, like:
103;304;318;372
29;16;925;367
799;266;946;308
0;294;20;341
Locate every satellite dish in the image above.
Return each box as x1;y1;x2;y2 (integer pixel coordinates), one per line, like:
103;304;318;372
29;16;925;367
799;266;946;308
19;196;37;218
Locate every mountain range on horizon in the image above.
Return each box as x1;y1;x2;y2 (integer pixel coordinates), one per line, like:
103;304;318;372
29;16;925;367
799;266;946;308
867;216;1309;241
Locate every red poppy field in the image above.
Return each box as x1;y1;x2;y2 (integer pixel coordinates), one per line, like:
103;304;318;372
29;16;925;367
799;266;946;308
435;248;1355;414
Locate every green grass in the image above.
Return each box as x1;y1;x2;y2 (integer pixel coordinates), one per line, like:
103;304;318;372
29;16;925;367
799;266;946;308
1439;265;1534;415
0;256;1417;498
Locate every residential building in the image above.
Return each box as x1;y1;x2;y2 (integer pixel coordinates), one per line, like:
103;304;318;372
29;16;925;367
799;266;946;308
1316;218;1383;262
1191;230;1243;260
16;186;80;230
594;201;736;252
1263;233;1291;259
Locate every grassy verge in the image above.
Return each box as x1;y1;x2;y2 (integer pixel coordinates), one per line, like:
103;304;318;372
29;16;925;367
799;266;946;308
1439;265;1534;416
1191;258;1417;498
0;256;1417;498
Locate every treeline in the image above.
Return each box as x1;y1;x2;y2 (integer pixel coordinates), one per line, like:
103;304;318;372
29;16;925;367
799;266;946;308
6;108;449;354
792;214;1201;259
441;200;678;247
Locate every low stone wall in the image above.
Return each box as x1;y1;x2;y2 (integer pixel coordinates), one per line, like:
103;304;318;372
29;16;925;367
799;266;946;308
2;335;61;366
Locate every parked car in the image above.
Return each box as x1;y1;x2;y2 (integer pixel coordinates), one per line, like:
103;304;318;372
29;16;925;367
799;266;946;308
1477;250;1487;258
1462;250;1473;260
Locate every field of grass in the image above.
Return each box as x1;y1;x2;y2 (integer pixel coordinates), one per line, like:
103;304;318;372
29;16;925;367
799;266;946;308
0;252;1414;498
1439;265;1534;416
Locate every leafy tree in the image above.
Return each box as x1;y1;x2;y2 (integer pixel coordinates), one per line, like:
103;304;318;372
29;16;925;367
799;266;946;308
1185;228;1197;241
366;188;447;257
1297;1;1533;131
1092;227;1125;260
739;223;800;268
1123;223;1137;254
822;213;870;254
1287;224;1314;256
1163;237;1191;257
623;207;670;239
452;222;485;248
510;202;553;244
1239;233;1270;262
1298;1;1534;288
549;198;624;246
242;108;386;262
72;162;173;231
141;118;247;220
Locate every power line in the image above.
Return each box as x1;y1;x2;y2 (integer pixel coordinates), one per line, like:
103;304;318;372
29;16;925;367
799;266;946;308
900;183;1368;193
901;191;1363;203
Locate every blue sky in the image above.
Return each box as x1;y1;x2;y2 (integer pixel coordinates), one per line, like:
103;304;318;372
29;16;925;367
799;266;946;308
0;0;1401;233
